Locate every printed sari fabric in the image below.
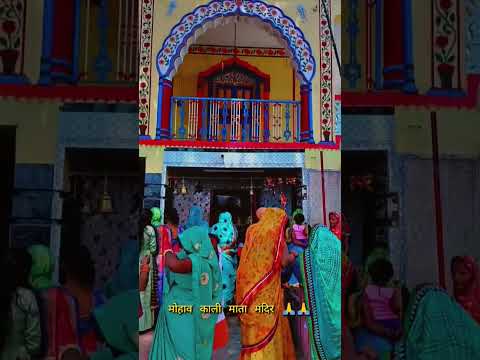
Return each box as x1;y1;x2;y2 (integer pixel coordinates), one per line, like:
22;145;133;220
149;226;222;360
139;224;158;332
236;207;296;360
211;211;237;304
91;290;139;360
299;225;341;360
395;285;480;360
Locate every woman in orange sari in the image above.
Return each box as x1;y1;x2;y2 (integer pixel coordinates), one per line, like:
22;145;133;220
236;207;298;359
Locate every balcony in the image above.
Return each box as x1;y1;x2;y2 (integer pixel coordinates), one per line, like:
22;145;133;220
40;0;138;87
167;97;301;143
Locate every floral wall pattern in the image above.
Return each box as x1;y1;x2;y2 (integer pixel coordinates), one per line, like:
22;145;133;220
0;0;25;76
156;0;316;83
432;0;461;90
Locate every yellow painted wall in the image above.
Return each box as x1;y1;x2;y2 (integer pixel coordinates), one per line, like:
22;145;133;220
24;0;44;83
396;109;480;157
149;0;334;143
0;101;59;164
173;53;300;101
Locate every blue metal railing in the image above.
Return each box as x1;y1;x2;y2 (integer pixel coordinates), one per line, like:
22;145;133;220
167;96;301;143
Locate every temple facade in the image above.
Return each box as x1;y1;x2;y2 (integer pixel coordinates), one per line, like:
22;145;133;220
342;0;480;290
0;0;139;284
139;0;342;231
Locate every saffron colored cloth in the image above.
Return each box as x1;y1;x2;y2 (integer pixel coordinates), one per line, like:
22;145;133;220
299;225;341;360
395;285;480;360
452;256;480;324
236;208;296;360
149;226;222;360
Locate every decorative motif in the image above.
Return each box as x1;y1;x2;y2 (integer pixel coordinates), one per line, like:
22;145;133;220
296;5;306;23
465;0;480;74
200;272;209;284
167;0;176;16
334;95;341;136
0;0;25;75
157;0;316;83
432;0;460;89
189;45;288;58
139;0;154;135
320;0;333;141
213;70;256;87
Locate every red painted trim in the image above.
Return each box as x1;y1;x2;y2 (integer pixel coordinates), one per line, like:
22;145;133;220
320;152;327;226
431;111;446;289
189;45;288;58
197;57;271;93
139;136;342;151
342;75;480;109
160;80;173;136
0;84;137;103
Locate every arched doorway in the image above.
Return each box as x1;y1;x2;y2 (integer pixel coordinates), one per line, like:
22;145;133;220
155;1;316;143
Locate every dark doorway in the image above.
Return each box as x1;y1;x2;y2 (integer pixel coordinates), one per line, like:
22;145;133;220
62;148;145;257
0;126;15;251
342;151;389;267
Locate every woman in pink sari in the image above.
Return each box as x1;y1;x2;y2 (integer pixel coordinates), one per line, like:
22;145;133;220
451;256;480;324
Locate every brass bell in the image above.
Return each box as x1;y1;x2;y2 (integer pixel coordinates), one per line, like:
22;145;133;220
99;192;113;213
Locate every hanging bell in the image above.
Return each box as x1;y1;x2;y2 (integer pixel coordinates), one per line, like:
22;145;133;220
181;183;188;195
99;192;113;213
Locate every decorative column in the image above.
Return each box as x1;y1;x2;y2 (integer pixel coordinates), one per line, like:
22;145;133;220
156;79;173;139
39;0;81;84
383;0;404;89
430;0;462;92
382;0;416;93
300;84;313;143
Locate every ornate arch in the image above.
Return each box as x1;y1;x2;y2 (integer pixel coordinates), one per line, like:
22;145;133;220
156;0;316;84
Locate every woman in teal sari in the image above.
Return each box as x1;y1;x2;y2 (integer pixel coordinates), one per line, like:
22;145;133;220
149;226;222;360
299;225;341;360
395;284;480;360
184;206;209;230
210;211;237;305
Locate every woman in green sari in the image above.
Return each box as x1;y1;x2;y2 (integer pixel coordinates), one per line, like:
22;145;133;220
298;225;341;360
149;225;222;360
395;284;480;360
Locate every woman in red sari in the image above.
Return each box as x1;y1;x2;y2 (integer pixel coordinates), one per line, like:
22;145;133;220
451;256;480;324
236;207;298;359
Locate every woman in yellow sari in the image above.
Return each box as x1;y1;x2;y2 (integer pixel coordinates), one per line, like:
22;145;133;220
236;207;298;359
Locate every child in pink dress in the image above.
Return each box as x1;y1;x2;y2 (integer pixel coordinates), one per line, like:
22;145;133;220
357;258;402;355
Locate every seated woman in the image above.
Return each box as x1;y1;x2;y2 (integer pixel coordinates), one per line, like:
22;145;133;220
355;259;402;358
451;256;480;324
236;207;298;359
149;226;222;360
395;284;480;359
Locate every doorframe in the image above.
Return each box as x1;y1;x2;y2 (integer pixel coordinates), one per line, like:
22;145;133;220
160;150;306;222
